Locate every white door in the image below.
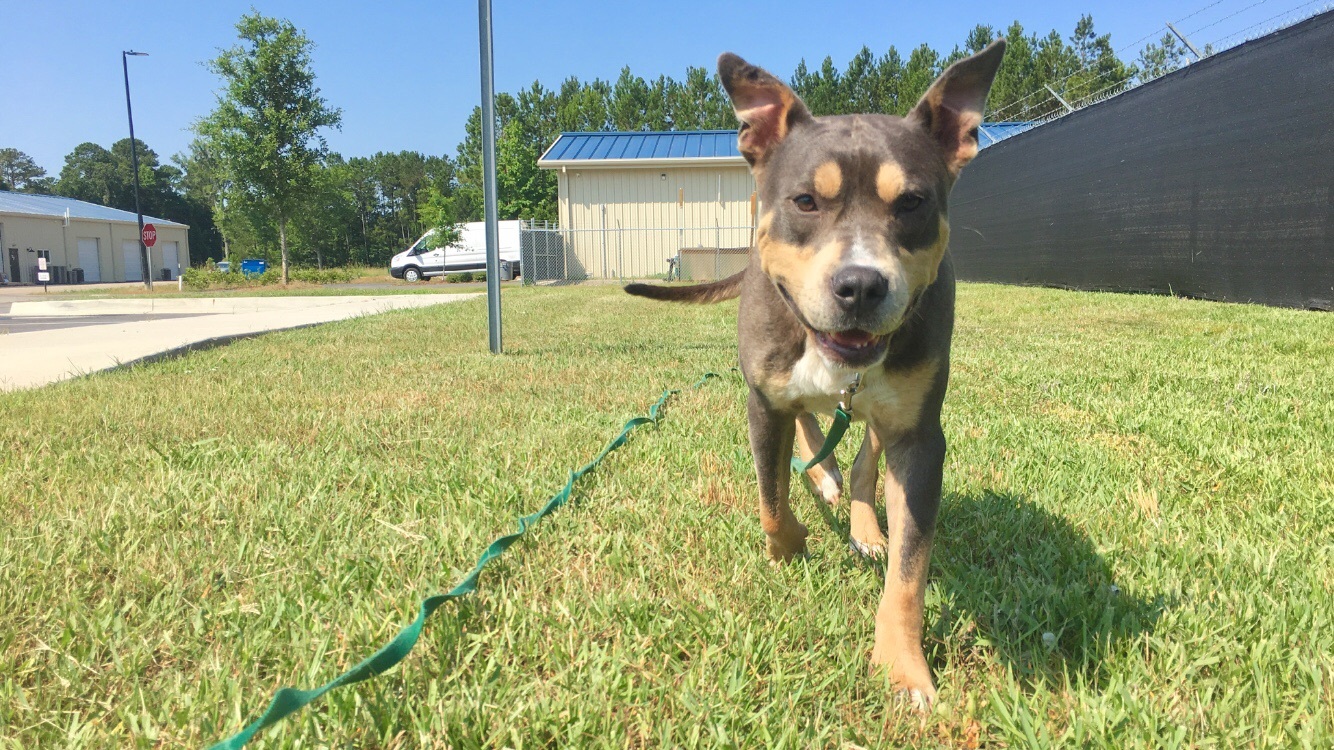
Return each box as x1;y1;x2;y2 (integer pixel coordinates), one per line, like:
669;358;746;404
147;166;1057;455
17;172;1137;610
122;241;142;282
77;238;102;282
160;241;179;279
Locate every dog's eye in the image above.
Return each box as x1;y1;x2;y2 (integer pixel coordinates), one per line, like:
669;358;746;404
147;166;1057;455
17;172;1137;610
793;194;818;213
897;194;924;213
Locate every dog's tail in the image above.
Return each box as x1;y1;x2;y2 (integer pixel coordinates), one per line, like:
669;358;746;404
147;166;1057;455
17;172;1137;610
624;270;745;304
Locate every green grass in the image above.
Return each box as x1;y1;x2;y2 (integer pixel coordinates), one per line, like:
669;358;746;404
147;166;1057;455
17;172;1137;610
1;284;1330;748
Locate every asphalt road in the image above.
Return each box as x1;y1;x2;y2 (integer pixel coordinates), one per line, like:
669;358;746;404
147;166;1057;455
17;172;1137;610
0;314;205;334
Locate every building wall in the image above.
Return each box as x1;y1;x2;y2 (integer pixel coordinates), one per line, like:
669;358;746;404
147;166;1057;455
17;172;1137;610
0;213;189;283
556;164;757;278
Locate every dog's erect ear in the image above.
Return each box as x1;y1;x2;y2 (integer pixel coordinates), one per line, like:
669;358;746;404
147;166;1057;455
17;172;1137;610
908;39;1006;174
718;53;813;166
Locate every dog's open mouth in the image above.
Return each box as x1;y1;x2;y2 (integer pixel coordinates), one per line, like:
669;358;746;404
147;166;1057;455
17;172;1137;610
814;329;888;367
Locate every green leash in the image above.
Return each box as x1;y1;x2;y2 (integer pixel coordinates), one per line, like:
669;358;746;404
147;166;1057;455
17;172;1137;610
209;372;722;749
791;373;860;473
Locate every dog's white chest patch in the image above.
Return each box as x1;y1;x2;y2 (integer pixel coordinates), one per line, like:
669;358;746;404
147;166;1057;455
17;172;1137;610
780;346;940;431
782;346;860;414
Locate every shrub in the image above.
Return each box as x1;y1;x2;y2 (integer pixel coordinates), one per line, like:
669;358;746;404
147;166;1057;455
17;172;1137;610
445;272;474;283
473;271;486;283
182;264;357;290
289;267;357;284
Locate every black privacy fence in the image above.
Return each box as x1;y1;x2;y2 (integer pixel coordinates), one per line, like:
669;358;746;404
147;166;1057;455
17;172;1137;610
949;11;1333;310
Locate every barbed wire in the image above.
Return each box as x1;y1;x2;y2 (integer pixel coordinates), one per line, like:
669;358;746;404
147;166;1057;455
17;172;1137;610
1186;0;1274;36
985;0;1330;145
1205;0;1330;46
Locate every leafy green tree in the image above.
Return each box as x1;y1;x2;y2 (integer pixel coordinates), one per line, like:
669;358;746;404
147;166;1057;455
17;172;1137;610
871;47;906;114
900;44;943;112
344;156;381;264
790;56;842;115
611;67;652;130
56;143;119;206
666;66;733;129
417;184;462;250
291;155;358;268
1137;32;1188;82
840;47;878;114
198;11;342;284
0;148;53;193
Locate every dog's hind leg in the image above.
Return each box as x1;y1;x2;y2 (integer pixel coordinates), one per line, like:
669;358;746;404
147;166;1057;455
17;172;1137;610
748;390;807;562
870;425;946;708
795;412;843;505
848;425;887;558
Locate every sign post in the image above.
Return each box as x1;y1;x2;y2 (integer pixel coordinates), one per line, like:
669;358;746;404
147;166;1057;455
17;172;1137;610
37;255;50;292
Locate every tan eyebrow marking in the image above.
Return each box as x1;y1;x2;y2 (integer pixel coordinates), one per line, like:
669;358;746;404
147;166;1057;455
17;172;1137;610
877;162;906;203
813;161;842;199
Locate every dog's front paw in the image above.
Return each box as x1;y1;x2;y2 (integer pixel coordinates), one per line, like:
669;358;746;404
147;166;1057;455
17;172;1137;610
903;687;936;712
870;645;936;712
817;474;843;505
849;536;886;560
765;522;809;563
849;508;887;559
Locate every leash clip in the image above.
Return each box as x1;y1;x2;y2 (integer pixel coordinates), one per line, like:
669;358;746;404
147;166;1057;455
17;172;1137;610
838;373;862;415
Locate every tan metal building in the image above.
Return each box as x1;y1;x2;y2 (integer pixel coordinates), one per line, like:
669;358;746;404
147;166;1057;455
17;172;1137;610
537;131;756;279
0;191;189;285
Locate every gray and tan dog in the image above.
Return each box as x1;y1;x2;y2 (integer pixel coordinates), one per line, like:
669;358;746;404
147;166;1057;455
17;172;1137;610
626;41;1005;706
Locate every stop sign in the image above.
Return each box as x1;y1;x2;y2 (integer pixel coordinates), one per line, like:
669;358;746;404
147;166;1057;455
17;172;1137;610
142;223;157;248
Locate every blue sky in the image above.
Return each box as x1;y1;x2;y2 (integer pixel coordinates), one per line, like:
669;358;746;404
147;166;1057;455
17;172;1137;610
2;0;1316;176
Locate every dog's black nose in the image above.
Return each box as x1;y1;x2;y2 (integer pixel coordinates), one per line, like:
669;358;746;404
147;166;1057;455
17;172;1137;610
830;265;889;314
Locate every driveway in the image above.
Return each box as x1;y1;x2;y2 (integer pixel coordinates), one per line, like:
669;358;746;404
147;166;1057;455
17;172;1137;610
0;293;482;391
0;313;205;334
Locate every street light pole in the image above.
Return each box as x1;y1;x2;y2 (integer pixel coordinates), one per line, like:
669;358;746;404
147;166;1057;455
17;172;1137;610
122;50;152;290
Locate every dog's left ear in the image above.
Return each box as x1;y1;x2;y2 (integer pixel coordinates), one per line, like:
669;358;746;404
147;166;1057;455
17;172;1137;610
718;52;813;167
908;39;1006;175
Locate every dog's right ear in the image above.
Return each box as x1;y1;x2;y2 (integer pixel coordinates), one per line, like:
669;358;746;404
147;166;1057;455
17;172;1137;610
718;53;813;167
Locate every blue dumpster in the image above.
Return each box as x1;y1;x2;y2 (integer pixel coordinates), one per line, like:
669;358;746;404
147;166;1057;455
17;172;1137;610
239;258;268;277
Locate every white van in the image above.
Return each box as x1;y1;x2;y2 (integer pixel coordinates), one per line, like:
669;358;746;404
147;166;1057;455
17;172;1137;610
390;220;522;282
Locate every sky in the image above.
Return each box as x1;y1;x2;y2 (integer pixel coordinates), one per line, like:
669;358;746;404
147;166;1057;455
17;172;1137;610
2;0;1321;178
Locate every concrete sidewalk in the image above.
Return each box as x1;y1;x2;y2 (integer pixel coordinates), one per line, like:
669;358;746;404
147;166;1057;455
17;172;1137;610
0;293;481;391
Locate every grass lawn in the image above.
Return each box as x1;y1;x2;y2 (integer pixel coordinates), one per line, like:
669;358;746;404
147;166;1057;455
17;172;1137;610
1;284;1330;748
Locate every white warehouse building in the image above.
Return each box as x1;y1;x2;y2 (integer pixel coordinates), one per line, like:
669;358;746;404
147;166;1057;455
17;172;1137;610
0;191;189;285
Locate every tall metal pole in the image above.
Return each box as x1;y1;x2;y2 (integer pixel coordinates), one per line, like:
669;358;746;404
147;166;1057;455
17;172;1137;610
478;0;502;353
122;51;152;290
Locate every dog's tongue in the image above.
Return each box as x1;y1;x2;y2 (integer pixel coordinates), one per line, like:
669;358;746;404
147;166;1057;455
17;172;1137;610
828;329;876;347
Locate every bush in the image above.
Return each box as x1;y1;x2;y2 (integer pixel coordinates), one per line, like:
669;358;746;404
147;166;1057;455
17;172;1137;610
289;267;357;284
445;272;473;283
473;271;486;283
181;264;358;290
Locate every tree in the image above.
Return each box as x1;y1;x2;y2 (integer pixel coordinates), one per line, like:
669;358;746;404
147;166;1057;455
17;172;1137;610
417;184;462;250
611;67;652;130
0;148;53;193
198;11;342;284
791;56;842;115
1137;33;1188;82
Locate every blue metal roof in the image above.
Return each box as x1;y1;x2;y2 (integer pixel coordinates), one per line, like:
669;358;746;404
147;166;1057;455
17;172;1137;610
539;130;742;163
539;123;1034;164
0;190;187;227
978;122;1037;148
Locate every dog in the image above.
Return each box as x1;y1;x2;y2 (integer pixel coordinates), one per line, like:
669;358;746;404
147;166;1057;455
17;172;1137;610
625;41;1006;706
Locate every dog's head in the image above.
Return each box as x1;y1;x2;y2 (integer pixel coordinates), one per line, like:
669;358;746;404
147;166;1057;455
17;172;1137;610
720;41;1004;368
